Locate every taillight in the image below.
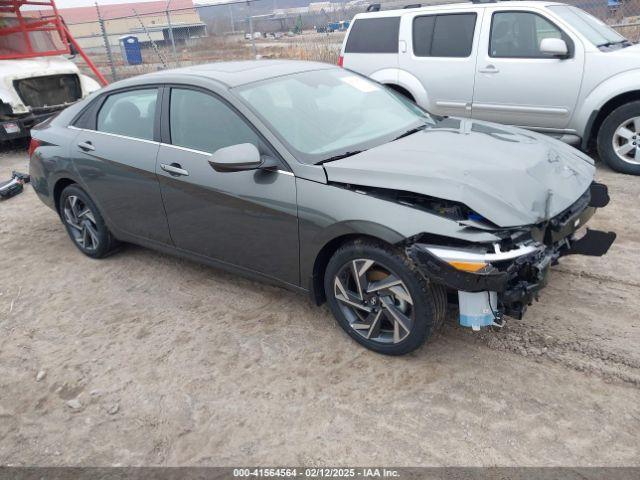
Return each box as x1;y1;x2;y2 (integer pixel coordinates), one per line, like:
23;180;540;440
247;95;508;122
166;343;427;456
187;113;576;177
28;137;41;158
337;55;344;67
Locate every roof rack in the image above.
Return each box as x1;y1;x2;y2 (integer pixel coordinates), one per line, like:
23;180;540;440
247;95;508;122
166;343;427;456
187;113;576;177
363;0;512;12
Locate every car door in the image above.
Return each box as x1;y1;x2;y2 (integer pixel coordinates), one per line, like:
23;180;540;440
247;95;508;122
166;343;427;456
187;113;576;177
72;86;172;244
471;7;584;129
156;86;299;286
399;8;482;117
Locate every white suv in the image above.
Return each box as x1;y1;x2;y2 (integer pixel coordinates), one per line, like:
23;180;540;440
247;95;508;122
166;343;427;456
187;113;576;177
340;1;640;175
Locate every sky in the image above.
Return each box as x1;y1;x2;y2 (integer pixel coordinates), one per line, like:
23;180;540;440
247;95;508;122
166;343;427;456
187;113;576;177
55;0;143;7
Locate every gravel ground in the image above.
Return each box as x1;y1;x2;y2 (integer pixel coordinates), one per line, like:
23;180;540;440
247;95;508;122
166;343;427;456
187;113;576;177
0;142;639;466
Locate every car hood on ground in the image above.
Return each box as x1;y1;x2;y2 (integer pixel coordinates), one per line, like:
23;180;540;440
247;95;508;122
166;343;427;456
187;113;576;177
322;118;595;228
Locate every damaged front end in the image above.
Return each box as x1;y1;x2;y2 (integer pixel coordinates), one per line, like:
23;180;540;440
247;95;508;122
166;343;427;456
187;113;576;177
1;74;83;141
406;182;616;330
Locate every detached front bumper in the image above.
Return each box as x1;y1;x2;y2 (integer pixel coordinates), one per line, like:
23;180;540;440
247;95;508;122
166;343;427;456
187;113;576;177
407;182;616;322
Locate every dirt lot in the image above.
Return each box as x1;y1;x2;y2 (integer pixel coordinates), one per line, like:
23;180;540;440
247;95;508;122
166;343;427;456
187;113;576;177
1;143;639;466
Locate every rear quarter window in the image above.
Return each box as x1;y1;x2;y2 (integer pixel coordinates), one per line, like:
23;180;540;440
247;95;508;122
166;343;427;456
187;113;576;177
345;17;400;53
413;13;477;57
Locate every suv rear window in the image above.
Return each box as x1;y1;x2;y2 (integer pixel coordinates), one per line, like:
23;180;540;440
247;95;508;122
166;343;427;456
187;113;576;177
345;17;400;53
413;13;477;57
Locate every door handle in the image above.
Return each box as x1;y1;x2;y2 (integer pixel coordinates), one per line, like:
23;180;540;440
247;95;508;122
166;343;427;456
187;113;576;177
479;65;499;74
161;163;189;176
77;141;95;152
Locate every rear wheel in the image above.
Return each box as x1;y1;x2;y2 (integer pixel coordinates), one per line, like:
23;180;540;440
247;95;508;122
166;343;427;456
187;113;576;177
324;240;446;355
59;184;119;258
597;101;640;175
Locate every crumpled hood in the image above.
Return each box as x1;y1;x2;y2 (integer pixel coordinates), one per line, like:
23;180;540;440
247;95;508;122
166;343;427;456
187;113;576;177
323;118;595;228
0;56;80;80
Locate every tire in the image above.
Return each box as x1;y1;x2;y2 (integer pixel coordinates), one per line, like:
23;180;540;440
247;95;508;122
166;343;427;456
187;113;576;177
597;101;640;175
59;184;119;259
324;239;446;355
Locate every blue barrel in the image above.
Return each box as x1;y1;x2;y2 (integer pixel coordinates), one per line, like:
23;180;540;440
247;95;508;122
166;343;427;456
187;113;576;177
119;36;142;66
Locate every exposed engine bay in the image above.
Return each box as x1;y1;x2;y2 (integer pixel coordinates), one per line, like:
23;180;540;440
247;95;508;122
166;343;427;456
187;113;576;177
332;180;615;330
13;74;82;111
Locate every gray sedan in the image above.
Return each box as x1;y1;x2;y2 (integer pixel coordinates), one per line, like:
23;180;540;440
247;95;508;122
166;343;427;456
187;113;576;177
29;60;614;355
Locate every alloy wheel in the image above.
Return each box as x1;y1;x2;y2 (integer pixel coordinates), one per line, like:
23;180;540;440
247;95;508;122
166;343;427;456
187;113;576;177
612;116;640;166
63;195;99;251
333;258;415;344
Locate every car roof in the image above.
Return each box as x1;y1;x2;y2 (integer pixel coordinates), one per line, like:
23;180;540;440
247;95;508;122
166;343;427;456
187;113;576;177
355;1;568;17
128;60;335;88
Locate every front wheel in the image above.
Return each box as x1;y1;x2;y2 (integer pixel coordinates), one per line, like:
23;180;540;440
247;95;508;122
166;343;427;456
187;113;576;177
597;101;640;175
324;240;446;355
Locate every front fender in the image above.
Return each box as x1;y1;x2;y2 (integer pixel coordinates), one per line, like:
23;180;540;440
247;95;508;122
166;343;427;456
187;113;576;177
575;69;640;133
297;177;503;288
310;219;407;257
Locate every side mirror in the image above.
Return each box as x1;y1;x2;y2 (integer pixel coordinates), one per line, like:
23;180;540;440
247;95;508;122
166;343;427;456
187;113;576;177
208;143;262;172
540;38;569;58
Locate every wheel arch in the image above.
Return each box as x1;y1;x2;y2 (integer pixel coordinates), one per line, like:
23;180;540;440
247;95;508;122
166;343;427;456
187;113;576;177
309;231;402;306
583;90;640;150
368;68;427;107
53;177;77;215
384;84;415;102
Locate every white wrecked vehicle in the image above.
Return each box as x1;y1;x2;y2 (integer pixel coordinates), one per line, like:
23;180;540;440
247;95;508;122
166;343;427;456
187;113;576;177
0;56;100;142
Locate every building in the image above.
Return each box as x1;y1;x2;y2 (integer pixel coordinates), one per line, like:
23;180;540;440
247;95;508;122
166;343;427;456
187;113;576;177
308;2;335;13
58;0;207;50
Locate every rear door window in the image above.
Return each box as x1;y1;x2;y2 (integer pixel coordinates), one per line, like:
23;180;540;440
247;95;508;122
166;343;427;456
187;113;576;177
413;13;477;57
344;17;400;53
96;88;158;141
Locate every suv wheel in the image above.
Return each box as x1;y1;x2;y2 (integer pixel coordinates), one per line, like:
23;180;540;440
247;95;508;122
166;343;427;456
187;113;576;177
324;240;446;355
597;101;640;175
59;184;119;258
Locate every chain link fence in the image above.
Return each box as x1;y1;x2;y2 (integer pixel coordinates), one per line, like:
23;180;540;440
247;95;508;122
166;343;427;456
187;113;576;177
65;0;640;82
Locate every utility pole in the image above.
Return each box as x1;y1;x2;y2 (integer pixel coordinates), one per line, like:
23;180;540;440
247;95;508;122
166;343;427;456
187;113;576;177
165;0;179;66
247;0;257;57
229;4;235;33
96;2;117;81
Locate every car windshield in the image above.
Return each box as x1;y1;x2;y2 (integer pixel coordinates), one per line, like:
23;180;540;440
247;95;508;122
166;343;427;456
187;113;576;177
235;69;433;164
548;5;628;48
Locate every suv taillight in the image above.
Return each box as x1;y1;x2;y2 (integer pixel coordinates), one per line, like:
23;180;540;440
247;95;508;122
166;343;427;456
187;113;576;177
338;55;344;67
28;137;41;158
